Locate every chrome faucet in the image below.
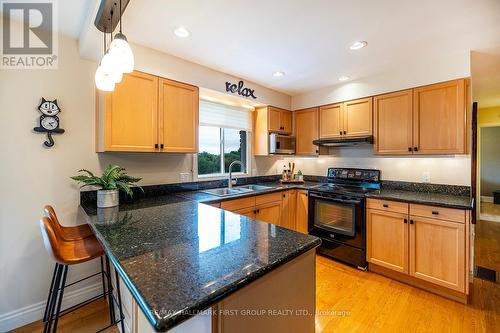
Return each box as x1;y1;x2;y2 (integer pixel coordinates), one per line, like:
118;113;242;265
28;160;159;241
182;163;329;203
228;160;244;189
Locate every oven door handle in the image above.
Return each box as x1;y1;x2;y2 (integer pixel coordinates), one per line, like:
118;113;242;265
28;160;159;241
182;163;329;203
309;193;362;205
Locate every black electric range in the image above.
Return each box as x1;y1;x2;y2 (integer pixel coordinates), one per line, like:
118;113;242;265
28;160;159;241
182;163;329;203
308;168;381;269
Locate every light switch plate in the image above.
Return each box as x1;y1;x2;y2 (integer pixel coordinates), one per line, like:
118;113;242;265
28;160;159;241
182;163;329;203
180;173;191;183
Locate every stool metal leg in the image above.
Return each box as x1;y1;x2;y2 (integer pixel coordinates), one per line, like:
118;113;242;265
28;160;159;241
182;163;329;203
100;256;106;300
105;256;115;325
114;269;126;332
43;263;59;322
44;264;63;333
51;264;68;333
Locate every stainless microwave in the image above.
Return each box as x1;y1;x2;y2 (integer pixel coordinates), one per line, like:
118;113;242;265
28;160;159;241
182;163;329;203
269;133;295;155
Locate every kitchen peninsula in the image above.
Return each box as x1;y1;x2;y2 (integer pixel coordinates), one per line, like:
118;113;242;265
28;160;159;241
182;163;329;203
80;189;321;333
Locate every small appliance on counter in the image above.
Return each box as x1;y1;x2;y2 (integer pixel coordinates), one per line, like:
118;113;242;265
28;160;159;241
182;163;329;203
308;167;381;269
269;133;295;155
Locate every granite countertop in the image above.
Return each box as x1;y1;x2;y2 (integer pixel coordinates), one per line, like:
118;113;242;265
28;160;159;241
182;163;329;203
80;193;321;332
366;189;472;209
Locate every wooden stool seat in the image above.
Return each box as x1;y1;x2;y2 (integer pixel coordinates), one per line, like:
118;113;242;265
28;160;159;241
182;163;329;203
44;205;94;240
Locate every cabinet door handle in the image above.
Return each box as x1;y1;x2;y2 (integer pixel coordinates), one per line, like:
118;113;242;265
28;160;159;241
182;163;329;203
408;147;412;152
343;130;347;135
409;219;414;225
383;204;389;208
283;194;286;198
154;144;159;149
413;147;418;152
253;210;257;214
432;211;439;215
160;144;164;149
403;218;407;224
339;131;342;135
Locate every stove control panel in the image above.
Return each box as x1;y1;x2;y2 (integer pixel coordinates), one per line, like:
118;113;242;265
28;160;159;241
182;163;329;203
327;168;380;182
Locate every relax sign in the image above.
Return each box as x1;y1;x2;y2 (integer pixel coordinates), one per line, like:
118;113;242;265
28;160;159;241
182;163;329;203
225;80;257;99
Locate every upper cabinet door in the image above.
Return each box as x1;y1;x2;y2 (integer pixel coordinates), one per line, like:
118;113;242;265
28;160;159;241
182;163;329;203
104;71;159;152
268;107;281;132
319;103;343;138
158;78;199;153
280;110;293;134
413;79;465;154
374;90;413;154
295;107;319;155
343;97;373;137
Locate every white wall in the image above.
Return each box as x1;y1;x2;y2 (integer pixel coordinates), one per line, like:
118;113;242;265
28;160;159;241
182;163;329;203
266;146;471;186
291;49;470;110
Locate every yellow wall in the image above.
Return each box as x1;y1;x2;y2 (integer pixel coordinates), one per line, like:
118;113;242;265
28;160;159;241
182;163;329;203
478;106;500;125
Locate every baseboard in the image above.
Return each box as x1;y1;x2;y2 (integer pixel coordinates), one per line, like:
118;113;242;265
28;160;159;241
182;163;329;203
481;196;493;203
0;282;102;332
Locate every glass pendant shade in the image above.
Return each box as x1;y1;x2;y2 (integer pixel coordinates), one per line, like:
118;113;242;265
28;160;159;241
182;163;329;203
109;33;134;73
100;53;123;83
95;65;116;91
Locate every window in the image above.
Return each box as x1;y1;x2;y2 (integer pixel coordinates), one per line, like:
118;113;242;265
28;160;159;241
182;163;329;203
198;100;252;177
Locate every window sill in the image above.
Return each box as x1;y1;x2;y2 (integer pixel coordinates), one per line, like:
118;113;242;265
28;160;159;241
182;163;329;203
197;173;250;181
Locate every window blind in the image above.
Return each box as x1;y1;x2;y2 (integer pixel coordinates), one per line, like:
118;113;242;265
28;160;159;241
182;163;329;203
199;100;253;131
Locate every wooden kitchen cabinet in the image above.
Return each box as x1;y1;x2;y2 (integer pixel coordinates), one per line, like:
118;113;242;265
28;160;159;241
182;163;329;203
295;190;309;234
158;78;198;153
253;106;292;155
319;103;343;138
233;206;256;219
282;190;296;230
343;97;373;137
268;106;292;134
319;98;372;139
367;198;470;301
373;89;413;154
413;79;466;154
96;71;199;153
367;209;409;274
98;71;159;152
409;216;465;292
256;201;283;225
295;107;319;155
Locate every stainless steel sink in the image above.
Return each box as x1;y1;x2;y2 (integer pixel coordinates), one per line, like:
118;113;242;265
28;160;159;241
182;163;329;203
203;187;251;197
236;184;273;191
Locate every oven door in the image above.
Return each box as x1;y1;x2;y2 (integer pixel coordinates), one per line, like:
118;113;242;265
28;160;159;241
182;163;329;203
309;193;361;237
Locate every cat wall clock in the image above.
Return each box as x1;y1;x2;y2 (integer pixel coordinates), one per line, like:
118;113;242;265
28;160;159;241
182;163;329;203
33;98;65;147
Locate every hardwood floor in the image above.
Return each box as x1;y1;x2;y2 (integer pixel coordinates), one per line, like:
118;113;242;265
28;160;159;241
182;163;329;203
480;202;500;222
12;220;500;333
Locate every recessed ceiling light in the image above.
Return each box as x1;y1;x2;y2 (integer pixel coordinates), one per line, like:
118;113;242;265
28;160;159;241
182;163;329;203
338;76;350;81
173;26;190;38
349;41;367;50
273;71;285;77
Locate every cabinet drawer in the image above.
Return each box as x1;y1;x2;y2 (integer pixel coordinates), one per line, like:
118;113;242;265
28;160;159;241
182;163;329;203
221;197;256;211
255;192;283;205
410;204;465;224
367;199;408;214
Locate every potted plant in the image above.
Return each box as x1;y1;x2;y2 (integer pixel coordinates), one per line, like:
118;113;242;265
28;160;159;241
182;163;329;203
71;165;142;208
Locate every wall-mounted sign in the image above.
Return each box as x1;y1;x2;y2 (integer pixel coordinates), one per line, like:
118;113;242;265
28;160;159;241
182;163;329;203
225;80;257;99
33;98;65;147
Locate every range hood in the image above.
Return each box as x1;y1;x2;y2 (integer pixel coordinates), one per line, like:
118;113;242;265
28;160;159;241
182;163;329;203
313;135;373;147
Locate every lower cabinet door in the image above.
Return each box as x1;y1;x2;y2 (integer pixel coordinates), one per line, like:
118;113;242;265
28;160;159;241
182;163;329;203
295;191;309;234
409;216;465;292
233;206;256;219
366;209;409;274
255;201;282;225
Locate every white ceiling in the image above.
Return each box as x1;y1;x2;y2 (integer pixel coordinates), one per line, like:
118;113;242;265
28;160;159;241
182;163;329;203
471;48;500;108
7;0;500;96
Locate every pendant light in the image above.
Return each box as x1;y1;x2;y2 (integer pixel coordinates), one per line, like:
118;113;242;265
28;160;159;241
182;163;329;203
109;0;134;73
95;27;116;91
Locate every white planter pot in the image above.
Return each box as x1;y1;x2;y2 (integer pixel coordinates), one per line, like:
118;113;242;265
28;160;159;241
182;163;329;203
97;189;119;208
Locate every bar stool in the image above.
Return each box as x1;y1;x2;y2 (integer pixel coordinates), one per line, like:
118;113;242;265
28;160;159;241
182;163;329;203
40;211;125;333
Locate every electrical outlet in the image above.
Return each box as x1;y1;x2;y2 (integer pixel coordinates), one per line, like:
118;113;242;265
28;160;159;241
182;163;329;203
180;173;191;183
422;172;431;183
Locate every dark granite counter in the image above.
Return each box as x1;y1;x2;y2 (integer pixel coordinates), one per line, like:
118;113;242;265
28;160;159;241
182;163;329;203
80;194;321;332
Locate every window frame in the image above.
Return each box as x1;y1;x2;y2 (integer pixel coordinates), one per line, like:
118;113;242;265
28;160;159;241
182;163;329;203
195;126;251;180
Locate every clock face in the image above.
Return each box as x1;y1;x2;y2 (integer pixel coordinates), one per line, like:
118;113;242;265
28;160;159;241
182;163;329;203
41;116;58;130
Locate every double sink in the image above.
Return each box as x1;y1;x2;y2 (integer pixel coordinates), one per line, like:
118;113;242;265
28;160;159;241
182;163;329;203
203;184;273;197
